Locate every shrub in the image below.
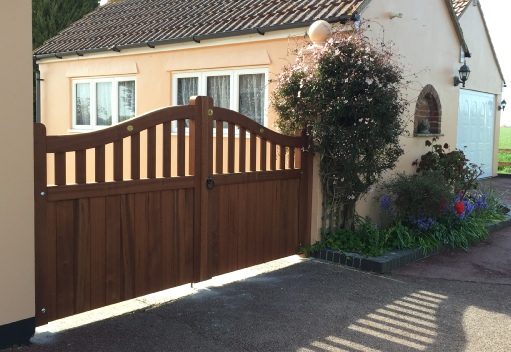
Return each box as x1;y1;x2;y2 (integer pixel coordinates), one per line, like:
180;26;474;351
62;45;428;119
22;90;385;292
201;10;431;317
412;139;482;193
272;27;408;230
379;171;456;221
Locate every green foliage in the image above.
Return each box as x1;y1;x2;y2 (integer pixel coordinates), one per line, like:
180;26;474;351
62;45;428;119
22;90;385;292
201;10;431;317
498;127;511;174
272;29;408;229
379;171;455;221
306;178;507;257
32;0;99;49
412;139;482;193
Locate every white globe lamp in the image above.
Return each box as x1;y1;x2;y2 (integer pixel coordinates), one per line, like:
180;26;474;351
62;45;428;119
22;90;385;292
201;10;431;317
308;20;332;47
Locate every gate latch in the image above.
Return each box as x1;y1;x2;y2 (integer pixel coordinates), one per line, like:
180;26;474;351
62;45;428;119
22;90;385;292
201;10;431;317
206;177;215;190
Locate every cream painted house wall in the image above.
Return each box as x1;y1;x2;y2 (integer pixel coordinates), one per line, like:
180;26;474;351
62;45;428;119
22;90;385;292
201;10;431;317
355;0;470;216
0;0;35;327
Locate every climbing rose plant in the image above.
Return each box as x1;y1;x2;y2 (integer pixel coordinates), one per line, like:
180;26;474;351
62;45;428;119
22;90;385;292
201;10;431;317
272;29;408;230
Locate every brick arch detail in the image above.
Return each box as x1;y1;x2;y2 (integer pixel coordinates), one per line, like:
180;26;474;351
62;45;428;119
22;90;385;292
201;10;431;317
414;84;442;134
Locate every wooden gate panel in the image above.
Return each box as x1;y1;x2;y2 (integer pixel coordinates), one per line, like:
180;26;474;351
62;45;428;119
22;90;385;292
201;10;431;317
90;197;106;310
34;97;312;326
105;195;122;306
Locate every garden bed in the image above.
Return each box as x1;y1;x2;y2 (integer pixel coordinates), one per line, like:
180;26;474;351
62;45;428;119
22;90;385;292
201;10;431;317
311;213;511;274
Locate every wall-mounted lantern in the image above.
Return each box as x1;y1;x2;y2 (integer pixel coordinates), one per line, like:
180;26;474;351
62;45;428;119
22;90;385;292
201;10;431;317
498;99;507;111
454;62;471;87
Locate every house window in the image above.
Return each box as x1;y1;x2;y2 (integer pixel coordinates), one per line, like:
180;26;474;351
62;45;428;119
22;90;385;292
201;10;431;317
72;77;136;129
414;84;442;135
172;68;268;126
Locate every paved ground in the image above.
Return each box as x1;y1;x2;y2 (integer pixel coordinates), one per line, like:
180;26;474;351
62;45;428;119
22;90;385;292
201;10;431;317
3;177;510;352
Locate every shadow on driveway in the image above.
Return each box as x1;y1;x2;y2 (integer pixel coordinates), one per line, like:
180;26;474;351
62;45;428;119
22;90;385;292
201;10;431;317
9;253;511;352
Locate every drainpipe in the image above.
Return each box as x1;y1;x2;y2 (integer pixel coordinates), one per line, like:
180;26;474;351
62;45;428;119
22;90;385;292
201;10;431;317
33;57;41;123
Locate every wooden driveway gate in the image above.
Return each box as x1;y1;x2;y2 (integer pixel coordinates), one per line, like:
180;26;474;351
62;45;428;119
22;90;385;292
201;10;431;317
34;96;312;326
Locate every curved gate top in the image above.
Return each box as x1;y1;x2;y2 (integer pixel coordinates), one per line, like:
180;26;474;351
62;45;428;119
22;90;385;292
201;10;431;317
34;96;313;326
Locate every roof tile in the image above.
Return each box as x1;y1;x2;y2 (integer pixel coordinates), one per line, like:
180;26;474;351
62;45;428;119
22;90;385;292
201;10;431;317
34;0;365;55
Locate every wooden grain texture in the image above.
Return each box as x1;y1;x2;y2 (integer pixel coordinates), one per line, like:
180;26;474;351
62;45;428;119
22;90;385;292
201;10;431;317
74;199;91;314
163;122;171;177
54;152;66;185
90;197;106;310
239;127;246;173
130;132;141;180
34;124;49;326
34;97;311;327
250;133;257;172
113;140;123;181
75;150;86;184
177;119;186;176
270;143;277;171
228;123;235;173
120;194;135;301
105;195;121;305
95;145;105;182
147;126;157;179
215;121;223;174
56;200;75;319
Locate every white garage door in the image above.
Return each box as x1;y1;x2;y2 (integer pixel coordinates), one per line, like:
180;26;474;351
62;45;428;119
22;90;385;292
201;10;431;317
456;90;495;178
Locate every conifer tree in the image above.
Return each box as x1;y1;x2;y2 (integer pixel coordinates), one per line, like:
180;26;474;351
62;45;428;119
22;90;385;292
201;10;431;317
32;0;99;49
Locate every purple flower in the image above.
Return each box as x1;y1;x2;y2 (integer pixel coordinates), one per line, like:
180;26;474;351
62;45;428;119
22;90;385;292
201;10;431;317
380;195;393;212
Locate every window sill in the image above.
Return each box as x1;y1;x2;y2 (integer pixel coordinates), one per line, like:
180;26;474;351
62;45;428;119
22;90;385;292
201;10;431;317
414;133;444;138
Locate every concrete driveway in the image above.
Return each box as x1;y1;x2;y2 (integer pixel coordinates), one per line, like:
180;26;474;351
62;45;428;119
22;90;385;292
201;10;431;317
6;224;511;352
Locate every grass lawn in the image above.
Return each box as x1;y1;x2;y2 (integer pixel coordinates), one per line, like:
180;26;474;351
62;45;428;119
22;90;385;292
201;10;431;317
498;127;511;173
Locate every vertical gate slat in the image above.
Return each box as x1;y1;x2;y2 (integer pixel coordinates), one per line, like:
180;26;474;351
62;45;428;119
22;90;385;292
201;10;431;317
279;146;286;170
250;133;256;171
177;120;185;176
147;126;156;179
228;124;235;173
246;182;256;267
75;150;86;184
236;183;248;270
289;146;295;170
148;191;162;292
134;193;149;297
113;140;123;181
131;132;140;180
239;127;246;172
46;202;57;322
215;121;223;174
163;122;171;177
260;139;267;171
105;195;121;305
55;152;66;185
161;190;177;288
75;198;91;314
90;197;106;310
270;143;277;171
56;200;75;319
120;194;135;300
185;189;195;283
95;145;105;182
34;123;50;326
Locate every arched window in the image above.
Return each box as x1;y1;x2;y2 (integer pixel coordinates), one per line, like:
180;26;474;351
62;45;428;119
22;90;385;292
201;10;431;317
414;84;442;135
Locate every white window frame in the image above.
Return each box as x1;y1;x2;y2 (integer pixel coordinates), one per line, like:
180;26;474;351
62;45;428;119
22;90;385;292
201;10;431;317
72;76;136;130
172;68;268;127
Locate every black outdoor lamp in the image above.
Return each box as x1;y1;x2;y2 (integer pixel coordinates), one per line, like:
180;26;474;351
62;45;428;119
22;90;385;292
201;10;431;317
498;99;507;111
454;62;471;87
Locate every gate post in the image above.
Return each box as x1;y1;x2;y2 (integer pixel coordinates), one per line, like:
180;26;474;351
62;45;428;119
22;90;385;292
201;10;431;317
34;123;48;326
190;96;214;283
298;130;314;250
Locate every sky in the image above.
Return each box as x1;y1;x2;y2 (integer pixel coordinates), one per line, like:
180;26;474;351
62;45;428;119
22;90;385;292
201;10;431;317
97;0;509;122
482;0;510;125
